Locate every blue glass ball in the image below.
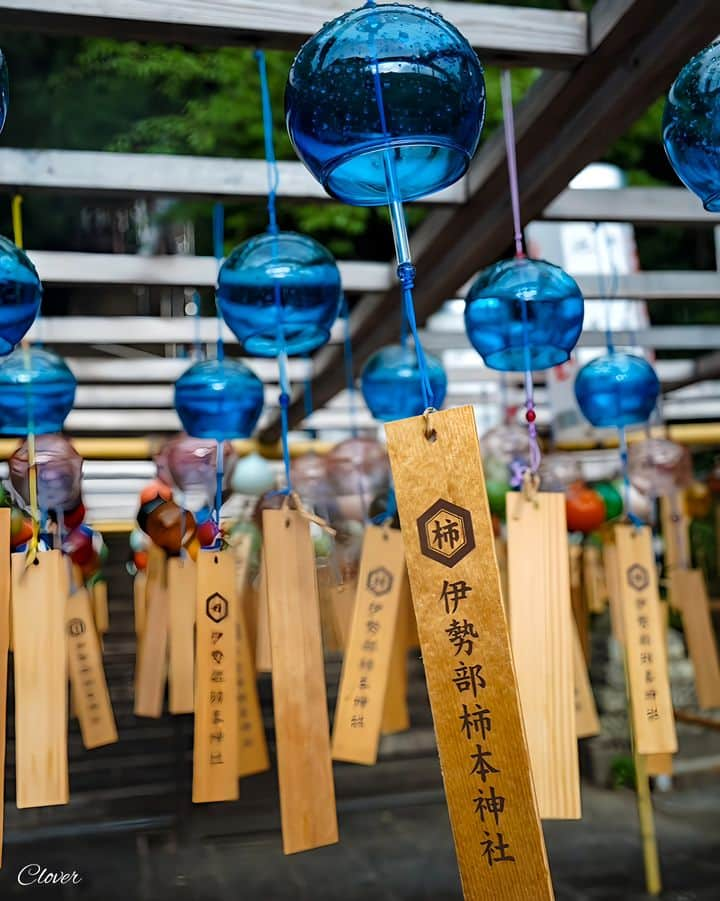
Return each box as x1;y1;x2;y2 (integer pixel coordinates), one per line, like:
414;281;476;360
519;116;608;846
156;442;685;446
217;231;342;357
0;50;8;134
0;236;42;355
285;3;485;206
464;257;584;372
663;40;720;211
574;353;660;428
174;358;264;441
0;347;76;435
361;343;447;421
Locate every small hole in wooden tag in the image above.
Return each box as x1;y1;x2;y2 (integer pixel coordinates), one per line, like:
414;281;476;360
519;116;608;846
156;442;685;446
213;555;218;564
32;557;39;567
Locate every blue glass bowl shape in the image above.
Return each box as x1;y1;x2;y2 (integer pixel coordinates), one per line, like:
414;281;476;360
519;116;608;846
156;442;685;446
174;358;264;441
663;40;720;211
217;231;342;357
574;352;660;429
0;236;42;355
285;3;485;206
0;347;76;435
464;257;584;372
361;343;447;421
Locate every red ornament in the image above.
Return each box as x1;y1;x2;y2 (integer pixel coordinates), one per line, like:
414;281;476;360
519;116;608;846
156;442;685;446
63;500;86;530
565;481;606;534
525;408;536;423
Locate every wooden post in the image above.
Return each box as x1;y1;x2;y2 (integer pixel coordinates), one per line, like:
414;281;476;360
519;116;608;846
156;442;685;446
386;407;552;900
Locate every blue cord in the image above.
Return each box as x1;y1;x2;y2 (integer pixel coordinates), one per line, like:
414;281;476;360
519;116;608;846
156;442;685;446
619;425;642;528
341;296;359;438
398;263;434;409
255;50;280;236
212;202;225;362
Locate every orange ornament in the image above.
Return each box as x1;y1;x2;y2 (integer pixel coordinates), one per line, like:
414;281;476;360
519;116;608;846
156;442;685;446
139;479;173;505
565;481;606;534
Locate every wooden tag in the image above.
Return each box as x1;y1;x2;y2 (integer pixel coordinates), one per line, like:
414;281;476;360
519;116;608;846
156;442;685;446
583;545;607;614
660;495;690;571
646;753;673;777
615;525;677;755
12;550;69;808
332;525;405;765
192;549;239;803
669;568;720;709
255;550;272;673
569;544;588;664
572;621;600;739
507;491;580;820
382;569;411;736
263;508;338;854
317;564;344;653
0;509;9;864
134;545;168;718
386;406;552;900
603;542;625;645
329;577;356;650
495;535;509;615
234;533;269;777
92;579;109;635
133;571;147;638
66;584;118;749
167;557;196;715
406;583;420;650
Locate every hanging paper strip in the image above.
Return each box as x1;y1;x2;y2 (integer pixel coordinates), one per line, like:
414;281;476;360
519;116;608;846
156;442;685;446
507;491;580;820
193;549;239;803
332;525;405;765
0;509;9;863
12;550;69;808
134;545;169;718
234;533;269;778
669;568;720;709
386;406;552;901
382;569;411;736
615;525;677;755
263;507;338;855
66;581;118;749
167;557;196;715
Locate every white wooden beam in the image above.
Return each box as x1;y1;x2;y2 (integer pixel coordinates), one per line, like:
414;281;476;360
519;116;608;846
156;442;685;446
63;356;311;383
0;1;589;67
26;251;391;292
0;149;465;204
543;187;720;225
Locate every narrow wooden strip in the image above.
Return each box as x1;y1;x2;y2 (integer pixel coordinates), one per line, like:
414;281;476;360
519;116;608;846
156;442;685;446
603;542;624;645
66;585;118;749
572;620;600;739
264;508;338;855
12;550;69;808
330;577;356;651
134;545;168;718
317;564;343;653
670;569;720;709
133;571;147;638
569;544;588;664
386;406;552;901
255;550;272;673
382;570;411;736
508;491;580;820
332;526;405;765
0;509;10;864
660;495;690;572
583;546;607;614
192;549;239;803
615;525;677;755
167;557;196;715
646;753;673;776
92;579;109;635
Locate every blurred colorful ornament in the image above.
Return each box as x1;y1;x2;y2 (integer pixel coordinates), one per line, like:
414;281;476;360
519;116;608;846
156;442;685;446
565;481;606;534
140;479;173;505
0;347;75;434
174;358;263;441
9;433;82;512
129;527;149;553
133;550;148;571
10;507;32;549
628;438;693;498
368;486;399;529
626;485;652;523
62;500;86;530
164;433;237;510
574;352;659;428
140;498;198;556
0;236;42;355
64;524;95;567
196;516;220;548
539;454;583;492
686;481;712;520
485;479;510;519
217;232;342;357
231;451;276;496
361;343;447;420
464;257;584;371
663;40;720;211
285;3;486;205
593;481;623;521
326;437;390;503
480;423;531;466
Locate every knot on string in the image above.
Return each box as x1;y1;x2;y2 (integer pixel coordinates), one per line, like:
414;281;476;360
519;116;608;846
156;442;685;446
397;262;436;411
397;260;416;290
279;391;290;409
281;490;337;537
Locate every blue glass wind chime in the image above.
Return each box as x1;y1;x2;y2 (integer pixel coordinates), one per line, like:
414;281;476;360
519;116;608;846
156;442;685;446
286;1;481;426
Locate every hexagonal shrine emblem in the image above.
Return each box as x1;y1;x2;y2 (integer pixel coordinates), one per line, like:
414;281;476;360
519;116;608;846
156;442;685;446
417;498;475;568
206;592;229;624
367;566;393;597
626;563;649;593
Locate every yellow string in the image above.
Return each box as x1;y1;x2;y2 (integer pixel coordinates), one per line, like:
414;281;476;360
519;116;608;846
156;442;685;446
11;196;40;565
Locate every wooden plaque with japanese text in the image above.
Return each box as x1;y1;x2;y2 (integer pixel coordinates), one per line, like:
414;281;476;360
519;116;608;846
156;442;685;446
615;525;677;755
192;550;239;803
12;550;69;808
167;557;196;715
386;406;552;901
507;491;580;820
332;525;405;765
263;508;338;855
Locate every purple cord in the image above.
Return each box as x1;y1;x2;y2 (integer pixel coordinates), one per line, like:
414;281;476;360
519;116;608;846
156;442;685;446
501;70;524;259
